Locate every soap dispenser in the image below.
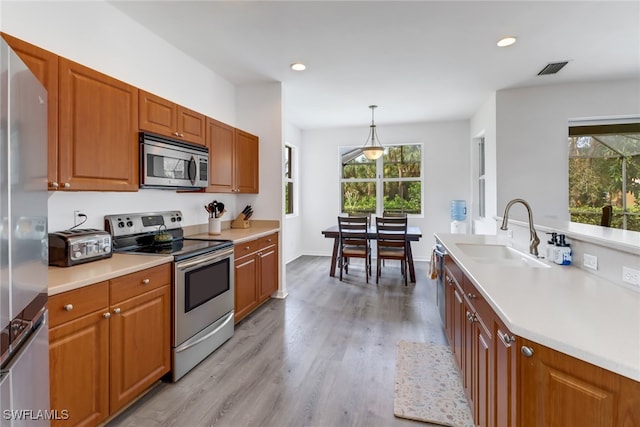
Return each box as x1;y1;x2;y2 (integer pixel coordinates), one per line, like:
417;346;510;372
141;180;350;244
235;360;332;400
554;234;572;265
546;232;558;260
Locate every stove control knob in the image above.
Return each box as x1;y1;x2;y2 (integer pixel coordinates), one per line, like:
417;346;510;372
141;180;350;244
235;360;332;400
118;221;125;228
74;251;82;258
126;221;133;227
176;216;182;222
170;217;176;222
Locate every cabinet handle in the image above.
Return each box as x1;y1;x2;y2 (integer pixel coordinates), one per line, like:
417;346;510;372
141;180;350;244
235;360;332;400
467;292;476;299
63;182;71;188
102;312;111;319
51;182;59;189
267;238;272;243
245;246;250;250
64;304;73;311
446;277;454;285
142;278;150;285
173;132;180;137
521;346;534;357
499;331;515;346
179;133;184;137
113;308;121;314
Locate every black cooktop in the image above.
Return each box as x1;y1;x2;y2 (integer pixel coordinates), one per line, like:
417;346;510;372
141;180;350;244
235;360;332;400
118;238;233;261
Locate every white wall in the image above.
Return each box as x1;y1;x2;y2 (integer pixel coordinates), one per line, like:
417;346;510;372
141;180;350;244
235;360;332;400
283;122;303;264
495;78;640;224
301;120;470;261
470;92;497;235
1;1;287;232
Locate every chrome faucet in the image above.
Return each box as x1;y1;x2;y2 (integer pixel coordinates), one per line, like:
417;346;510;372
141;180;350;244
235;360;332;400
500;198;541;257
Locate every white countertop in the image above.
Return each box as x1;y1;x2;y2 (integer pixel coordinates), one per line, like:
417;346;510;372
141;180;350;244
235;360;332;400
47;222;280;296
48;253;173;296
435;232;640;382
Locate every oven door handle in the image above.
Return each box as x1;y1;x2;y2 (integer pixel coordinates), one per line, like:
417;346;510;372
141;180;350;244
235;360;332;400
176;247;234;271
175;311;234;354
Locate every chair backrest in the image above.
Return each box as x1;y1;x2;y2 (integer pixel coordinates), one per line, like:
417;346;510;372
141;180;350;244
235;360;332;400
600;205;613;227
347;211;371;226
338;216;369;247
375;216;408;249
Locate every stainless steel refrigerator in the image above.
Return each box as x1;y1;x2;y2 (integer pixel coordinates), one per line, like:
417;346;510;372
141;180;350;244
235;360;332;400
0;38;50;426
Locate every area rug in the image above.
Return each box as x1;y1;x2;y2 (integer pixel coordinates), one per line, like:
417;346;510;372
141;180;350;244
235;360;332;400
394;340;474;427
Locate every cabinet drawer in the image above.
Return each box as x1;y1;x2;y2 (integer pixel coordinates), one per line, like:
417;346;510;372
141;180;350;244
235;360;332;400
49;281;109;328
258;233;277;250
234;239;259;260
110;263;171;304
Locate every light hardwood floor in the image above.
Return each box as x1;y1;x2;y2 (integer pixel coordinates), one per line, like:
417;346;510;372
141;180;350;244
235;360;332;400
108;256;446;427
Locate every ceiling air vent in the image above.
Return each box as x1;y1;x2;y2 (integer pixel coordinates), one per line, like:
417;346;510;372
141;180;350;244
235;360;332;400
537;61;569;76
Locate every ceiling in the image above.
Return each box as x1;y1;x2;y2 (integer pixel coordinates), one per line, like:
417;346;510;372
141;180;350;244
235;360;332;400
110;1;640;130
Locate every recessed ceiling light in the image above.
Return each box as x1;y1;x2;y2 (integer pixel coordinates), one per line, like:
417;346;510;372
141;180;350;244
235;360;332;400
290;62;306;71
497;36;517;47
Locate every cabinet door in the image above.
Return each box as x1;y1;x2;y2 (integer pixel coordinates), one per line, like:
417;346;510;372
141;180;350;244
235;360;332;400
1;33;59;190
519;338;640;427
234;129;259;193
59;58;138;191
473;317;492;427
444;269;455;346
206;118;235;192
234;254;258;323
177;105;205;145
49;311;109;427
494;319;517;427
258;244;278;302
139;90;177;138
452;285;464;372
109;285;171;414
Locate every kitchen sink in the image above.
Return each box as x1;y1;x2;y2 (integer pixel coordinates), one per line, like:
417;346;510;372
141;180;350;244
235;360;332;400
455;243;550;269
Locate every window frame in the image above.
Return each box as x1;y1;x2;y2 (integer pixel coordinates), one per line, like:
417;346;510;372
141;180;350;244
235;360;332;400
339;142;424;217
284;143;297;217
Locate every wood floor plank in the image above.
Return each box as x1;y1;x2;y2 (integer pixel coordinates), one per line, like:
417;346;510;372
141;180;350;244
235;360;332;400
108;256;446;427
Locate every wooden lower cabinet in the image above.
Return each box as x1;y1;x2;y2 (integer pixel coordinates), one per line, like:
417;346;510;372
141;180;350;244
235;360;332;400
234;233;278;323
49;281;110;426
444;255;640;427
48;264;171;427
519;338;640;427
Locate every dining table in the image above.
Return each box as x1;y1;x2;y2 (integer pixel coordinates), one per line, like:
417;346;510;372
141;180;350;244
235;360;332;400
321;225;423;283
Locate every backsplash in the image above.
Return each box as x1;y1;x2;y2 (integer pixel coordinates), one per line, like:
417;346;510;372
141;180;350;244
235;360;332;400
47;190;239;232
500;219;640;291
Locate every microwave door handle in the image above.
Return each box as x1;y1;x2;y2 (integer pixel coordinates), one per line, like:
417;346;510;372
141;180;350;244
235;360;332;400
187;156;197;185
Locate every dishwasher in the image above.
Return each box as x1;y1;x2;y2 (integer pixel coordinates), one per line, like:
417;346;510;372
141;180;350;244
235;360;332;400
434;242;447;325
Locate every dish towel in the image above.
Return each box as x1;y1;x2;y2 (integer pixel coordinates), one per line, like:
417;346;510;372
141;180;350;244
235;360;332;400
428;246;439;280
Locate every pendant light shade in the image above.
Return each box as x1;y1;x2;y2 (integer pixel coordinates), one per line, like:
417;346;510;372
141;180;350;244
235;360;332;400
361;105;384;160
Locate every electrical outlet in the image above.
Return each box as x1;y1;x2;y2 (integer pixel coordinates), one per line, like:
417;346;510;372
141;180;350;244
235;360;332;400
622;266;640;286
583;253;598;270
73;210;84;226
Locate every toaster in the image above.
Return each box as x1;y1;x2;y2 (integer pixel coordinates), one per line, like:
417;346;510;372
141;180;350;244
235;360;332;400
49;229;112;267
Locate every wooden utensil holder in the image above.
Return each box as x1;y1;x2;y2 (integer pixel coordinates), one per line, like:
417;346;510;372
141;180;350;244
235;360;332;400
231;214;250;229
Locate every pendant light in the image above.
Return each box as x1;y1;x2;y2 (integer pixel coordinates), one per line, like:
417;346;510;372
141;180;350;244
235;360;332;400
361;105;384;160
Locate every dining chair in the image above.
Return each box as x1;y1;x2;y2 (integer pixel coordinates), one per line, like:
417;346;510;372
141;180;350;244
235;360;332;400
375;216;408;286
337;216;371;283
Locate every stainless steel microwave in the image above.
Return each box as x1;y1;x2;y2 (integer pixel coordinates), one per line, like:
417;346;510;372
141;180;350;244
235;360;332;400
140;133;209;189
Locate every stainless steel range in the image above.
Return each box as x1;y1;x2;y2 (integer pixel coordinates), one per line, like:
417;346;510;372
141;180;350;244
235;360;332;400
105;211;234;382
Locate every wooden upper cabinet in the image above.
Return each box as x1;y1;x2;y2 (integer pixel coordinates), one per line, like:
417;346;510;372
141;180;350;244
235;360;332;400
206;118;235;192
139;90;205;145
235;129;259;193
1;33;60;191
205;119;259;194
59;58;138;191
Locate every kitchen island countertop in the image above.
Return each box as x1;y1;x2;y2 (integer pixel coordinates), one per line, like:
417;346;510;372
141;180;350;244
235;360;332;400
435;232;640;382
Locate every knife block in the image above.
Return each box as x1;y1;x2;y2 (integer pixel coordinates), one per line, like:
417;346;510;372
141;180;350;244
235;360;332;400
231;214;250;229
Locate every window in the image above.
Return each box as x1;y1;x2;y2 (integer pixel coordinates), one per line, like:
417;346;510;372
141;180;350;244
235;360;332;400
340;144;422;215
285;144;296;215
568;123;640;231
